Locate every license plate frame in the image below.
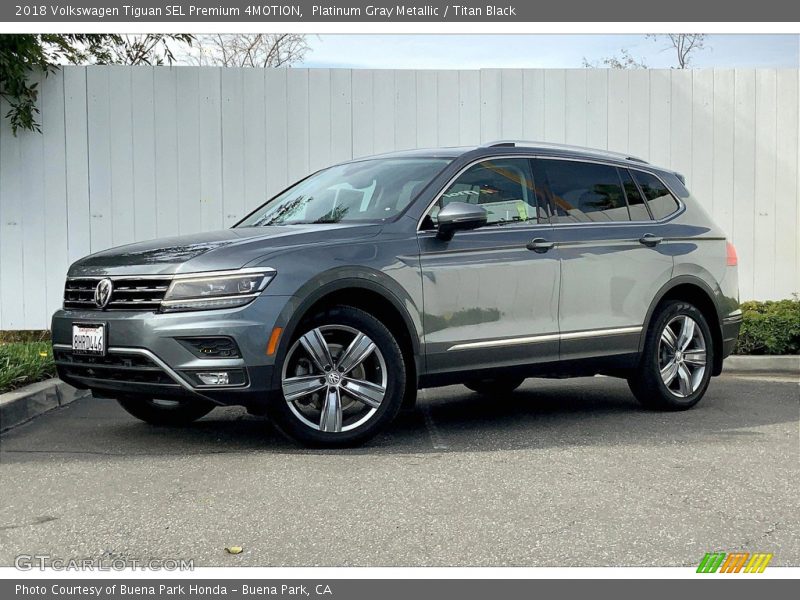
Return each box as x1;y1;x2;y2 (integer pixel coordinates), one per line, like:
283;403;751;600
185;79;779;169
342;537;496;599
71;322;107;356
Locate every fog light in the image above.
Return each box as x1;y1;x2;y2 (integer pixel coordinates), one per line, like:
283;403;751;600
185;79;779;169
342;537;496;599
182;368;247;387
197;372;230;386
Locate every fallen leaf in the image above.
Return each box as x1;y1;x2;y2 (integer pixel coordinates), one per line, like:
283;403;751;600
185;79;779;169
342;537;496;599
225;546;243;555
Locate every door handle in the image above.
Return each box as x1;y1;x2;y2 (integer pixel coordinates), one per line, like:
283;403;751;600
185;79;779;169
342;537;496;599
639;234;663;247
527;238;555;253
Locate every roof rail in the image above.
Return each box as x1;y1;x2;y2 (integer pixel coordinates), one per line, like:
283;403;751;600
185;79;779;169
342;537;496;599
480;140;649;165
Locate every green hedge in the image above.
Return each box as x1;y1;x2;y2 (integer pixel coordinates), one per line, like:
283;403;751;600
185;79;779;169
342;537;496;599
0;330;51;344
0;342;55;394
735;298;800;355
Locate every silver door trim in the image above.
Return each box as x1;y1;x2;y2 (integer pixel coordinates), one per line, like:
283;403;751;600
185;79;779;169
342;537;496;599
559;326;643;340
446;325;643;352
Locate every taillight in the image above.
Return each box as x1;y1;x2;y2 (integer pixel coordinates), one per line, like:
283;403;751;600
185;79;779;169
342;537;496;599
726;242;738;267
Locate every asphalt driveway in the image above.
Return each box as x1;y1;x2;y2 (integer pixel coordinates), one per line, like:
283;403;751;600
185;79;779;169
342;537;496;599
1;372;797;567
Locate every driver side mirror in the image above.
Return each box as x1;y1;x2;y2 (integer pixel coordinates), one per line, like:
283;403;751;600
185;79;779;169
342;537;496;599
435;202;488;241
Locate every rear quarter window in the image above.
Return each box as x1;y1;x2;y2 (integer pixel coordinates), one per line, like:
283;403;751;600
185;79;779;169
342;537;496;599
632;171;681;220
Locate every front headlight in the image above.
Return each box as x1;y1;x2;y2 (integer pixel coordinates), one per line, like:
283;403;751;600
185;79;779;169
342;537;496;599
161;269;275;313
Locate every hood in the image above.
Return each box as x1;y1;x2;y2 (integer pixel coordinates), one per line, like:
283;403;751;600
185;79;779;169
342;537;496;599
68;223;382;277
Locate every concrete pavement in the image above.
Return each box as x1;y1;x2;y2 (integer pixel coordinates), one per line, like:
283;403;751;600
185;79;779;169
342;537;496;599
1;373;797;567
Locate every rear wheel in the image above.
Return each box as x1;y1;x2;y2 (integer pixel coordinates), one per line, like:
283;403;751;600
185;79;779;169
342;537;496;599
628;300;713;410
269;306;406;447
116;397;215;426
465;377;525;395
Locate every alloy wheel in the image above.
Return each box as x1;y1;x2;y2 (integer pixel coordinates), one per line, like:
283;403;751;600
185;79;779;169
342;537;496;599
281;325;388;433
658;314;707;398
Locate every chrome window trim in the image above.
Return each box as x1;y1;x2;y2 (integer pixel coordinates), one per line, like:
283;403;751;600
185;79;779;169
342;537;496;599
416;221;551;242
527;156;686;228
447;325;643;352
416;153;685;233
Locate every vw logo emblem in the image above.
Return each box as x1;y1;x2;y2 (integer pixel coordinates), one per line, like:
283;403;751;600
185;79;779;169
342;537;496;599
327;371;342;386
94;278;113;309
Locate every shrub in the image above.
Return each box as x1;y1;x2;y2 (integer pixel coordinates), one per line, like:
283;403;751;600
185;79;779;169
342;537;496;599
735;298;800;355
0;330;51;343
0;341;55;394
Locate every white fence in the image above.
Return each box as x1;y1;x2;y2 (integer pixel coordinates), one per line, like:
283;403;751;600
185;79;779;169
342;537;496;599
0;66;798;329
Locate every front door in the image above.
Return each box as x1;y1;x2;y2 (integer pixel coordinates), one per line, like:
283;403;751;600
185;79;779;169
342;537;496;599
417;157;560;376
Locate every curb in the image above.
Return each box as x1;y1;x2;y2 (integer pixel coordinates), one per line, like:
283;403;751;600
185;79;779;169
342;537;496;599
724;355;800;375
0;378;90;433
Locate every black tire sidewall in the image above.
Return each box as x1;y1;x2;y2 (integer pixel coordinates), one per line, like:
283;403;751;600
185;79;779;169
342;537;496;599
268;306;406;447
635;300;714;410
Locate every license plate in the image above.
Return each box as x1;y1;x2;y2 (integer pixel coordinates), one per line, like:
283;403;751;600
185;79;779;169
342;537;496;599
72;323;106;356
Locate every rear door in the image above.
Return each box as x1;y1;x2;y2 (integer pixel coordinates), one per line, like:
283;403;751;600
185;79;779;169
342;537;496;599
417;157;560;376
535;158;675;360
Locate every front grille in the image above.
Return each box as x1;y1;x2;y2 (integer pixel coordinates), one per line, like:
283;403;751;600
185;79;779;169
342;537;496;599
64;277;170;311
54;349;178;387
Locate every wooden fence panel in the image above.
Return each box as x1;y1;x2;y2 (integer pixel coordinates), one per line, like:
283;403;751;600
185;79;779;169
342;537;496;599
1;66;797;328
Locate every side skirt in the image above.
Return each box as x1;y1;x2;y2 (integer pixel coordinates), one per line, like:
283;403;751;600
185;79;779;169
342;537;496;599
418;353;640;389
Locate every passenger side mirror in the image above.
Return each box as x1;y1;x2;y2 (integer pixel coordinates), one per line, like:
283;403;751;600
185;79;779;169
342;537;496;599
435;202;488;241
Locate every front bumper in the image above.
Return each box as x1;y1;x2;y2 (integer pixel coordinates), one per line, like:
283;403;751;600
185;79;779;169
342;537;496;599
51;295;290;408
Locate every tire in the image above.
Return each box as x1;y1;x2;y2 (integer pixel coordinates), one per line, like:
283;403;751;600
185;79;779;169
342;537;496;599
116;397;215;426
465;377;525;395
269;305;406;448
628;300;714;411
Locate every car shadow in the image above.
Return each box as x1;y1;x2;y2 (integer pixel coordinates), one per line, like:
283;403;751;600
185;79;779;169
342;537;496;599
1;375;796;462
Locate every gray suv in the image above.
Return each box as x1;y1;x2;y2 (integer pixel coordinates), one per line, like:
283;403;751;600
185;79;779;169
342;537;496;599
52;142;742;447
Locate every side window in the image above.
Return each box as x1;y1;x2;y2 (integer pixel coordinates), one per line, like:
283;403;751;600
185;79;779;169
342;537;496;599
426;159;542;227
541;160;630;223
619;169;652;221
632;171;680;220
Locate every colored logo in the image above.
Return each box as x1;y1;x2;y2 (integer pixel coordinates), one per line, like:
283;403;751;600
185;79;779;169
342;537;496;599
697;552;773;573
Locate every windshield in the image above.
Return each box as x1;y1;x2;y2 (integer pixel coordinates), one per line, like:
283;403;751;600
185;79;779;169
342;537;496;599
237;158;451;227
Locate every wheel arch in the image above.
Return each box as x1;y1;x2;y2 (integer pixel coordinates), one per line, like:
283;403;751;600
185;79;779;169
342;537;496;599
640;276;725;375
269;277;421;394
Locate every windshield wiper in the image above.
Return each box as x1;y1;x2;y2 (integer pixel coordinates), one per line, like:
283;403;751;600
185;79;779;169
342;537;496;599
263;220;340;226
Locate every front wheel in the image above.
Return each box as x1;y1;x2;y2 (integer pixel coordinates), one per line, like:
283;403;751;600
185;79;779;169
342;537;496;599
628;300;714;411
116;397;215;426
269;306;406;448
